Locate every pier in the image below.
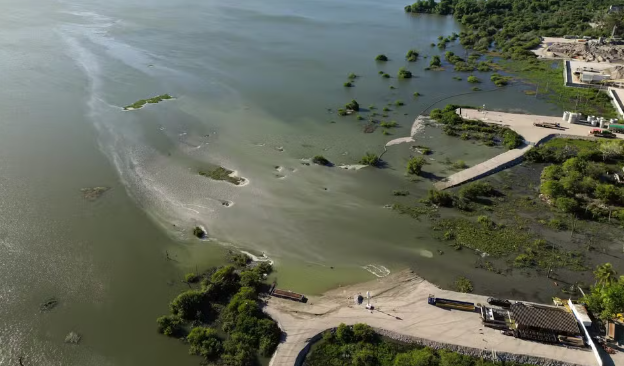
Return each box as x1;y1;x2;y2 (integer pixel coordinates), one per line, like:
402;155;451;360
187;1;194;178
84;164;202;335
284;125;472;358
434;109;624;190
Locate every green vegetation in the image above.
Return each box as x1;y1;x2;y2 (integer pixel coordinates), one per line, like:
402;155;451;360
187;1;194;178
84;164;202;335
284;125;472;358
414;145;432;155
382;129;391;136
583;263;624;321
348;73;357;79
343;81;353;87
380;121;398;128
403;0;622;59
185;273;200;283
407;156;426;175
345;99;360;111
429;55;441;68
382;73;390;78
413;92;421;97
199;167;243;185
394;100;404;106
454;276;474;293
356;114;364;120
397;67;413;79
382;107;390;112
467;75;480;83
501;60;617;118
491;73;512;87
452;76;462;81
430;104;524;149
406;49;419;62
157;259;280;365
389;85;396;89
452;160;468;170
337;108;347;116
527;138;624;222
472;87;481;91
306;323;534;366
393;190;410;196
375;54;388;61
360;153;383;167
123;94;173;110
312;155;332;166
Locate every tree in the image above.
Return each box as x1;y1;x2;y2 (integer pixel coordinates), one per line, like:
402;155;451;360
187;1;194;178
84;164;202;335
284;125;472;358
541;165;563;180
406;49;419;62
595;184;620;204
353;323;376;342
393;347;438;366
406;156;426;175
426;189;454;207
187;327;222;359
594;263;617;288
430;55;441;67
312;155;331;166
336;323;354;344
375;54;388;61
555;197;579;213
170;290;205;320
397;67;413;79
345;99;360;111
352;346;377;366
503;129;523;149
540;180;564;199
360;153;382;167
156;315;182;336
467;75;480;83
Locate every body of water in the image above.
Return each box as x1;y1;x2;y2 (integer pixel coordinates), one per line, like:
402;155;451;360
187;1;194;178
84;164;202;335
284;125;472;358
0;0;563;365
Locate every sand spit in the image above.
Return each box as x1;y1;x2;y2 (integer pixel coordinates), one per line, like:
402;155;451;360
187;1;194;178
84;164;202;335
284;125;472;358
265;270;603;366
385;115;427;147
338;164;368;170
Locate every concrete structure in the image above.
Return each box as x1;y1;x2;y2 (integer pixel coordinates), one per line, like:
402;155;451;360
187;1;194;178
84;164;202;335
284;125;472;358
265;270;623;366
609;87;624;118
433;109;624;190
564;60;613;88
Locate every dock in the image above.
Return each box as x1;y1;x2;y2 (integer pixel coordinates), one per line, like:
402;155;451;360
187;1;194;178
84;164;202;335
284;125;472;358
434;109;624;190
271;288;305;302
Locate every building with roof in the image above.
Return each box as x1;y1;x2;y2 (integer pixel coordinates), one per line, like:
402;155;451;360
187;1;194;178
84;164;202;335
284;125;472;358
510;303;582;344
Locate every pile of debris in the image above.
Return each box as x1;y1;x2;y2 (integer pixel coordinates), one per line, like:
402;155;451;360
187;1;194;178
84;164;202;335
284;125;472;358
545;41;624;62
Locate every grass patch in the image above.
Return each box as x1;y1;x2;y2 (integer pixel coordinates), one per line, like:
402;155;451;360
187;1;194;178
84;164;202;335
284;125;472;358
500;59;617;118
124;94;173;110
199;167;243;185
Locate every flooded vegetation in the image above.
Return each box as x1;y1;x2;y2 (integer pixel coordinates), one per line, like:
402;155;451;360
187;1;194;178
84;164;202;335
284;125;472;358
123;94;173;110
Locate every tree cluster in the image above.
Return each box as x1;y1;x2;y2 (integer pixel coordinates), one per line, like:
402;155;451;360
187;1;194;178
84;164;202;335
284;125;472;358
530;140;624;220
430;104;524;149
404;0;621;60
306;322;531;366
583;263;624;321
156;256;280;366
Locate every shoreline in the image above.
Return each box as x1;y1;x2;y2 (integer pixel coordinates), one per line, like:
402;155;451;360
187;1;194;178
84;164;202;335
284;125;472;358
265;270;607;366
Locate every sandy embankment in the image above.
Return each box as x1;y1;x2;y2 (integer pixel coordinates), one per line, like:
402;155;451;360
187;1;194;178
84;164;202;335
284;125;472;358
385;115;427;147
265;270;599;366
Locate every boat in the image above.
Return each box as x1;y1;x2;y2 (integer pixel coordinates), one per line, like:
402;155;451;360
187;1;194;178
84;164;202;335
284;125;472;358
428;295;475;311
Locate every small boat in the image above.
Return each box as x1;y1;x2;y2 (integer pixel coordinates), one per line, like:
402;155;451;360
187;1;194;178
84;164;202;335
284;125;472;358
487;297;511;308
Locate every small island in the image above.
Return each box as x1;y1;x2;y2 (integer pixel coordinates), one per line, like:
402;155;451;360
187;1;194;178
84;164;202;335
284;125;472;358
123;94;173;111
81;186;110;201
199;167;245;186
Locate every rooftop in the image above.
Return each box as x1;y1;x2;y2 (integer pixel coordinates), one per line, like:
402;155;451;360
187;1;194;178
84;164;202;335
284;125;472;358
511;303;581;336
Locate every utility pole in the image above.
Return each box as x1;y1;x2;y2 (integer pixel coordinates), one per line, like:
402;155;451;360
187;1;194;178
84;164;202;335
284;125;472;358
612;25;617;38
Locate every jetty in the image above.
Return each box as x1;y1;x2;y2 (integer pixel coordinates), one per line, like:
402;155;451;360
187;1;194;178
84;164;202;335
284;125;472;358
434;109;624;190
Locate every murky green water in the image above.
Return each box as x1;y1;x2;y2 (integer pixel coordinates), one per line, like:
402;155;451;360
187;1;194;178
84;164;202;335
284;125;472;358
0;0;566;364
